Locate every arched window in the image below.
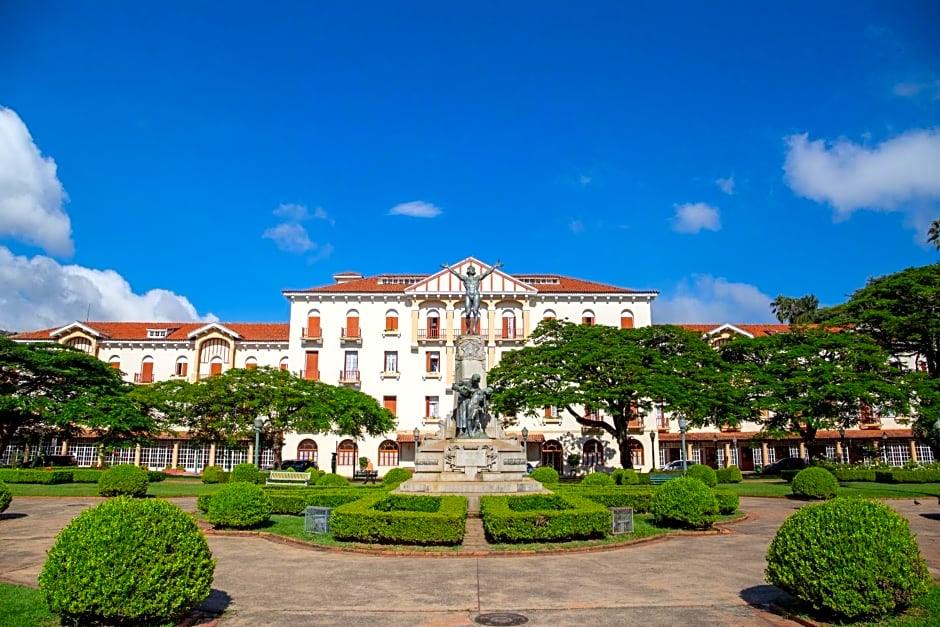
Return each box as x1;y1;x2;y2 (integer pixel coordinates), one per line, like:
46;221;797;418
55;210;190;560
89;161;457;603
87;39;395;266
581;310;596;326
108;356;121;371
337;439;357;466
501;310;517;339
631;440;644;467
426;310;441;339
65;336;93;353
305;310;321;339
297;439;318;464
137;356;154;384
244;356;258;370
620;310;634;329
541;440;563;472
209;356;224;376
174;356;188;377
384;309;399;332
583;439;604;468
343;310;360;339
378;440;399;466
542;309;556;322
279;356;289;371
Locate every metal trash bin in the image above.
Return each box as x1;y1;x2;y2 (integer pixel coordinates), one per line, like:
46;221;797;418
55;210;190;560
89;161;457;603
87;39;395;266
610;507;634;534
304;506;332;534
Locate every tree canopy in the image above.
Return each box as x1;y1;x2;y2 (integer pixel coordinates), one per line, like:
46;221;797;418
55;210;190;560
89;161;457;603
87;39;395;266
720;328;907;445
770;294;819;324
488;320;726;469
0;338;152;460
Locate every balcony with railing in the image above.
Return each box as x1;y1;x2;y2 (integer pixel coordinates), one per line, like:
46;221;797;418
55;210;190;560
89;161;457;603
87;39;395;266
494;327;525;342
301;328;323;343
299;370;320;381
339;369;360;384
656;414;670;432
860;407;882;429
417;328;445;342
133;372;154;384
340;328;362;342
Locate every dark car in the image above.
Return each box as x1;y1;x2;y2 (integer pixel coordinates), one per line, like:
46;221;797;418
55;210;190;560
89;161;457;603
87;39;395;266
28;454;77;467
761;457;807;475
279;459;318;472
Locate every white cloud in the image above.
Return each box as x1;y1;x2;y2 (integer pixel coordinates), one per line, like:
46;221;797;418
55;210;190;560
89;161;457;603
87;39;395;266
262;223;316;253
715;176;735;195
0;107;74;257
0;246;215;331
578;174;592;186
783;129;940;218
671;202;721;234
569;219;584;233
654;274;776;324
388;200;442;218
272;203;334;225
892;80;940;99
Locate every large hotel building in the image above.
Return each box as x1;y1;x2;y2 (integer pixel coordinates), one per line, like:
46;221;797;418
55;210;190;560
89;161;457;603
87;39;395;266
8;258;931;472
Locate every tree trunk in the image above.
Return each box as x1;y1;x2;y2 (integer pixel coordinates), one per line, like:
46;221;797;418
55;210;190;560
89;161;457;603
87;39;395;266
617;432;634;470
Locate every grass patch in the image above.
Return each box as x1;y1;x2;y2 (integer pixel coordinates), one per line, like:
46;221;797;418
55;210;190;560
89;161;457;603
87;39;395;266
0;582;58;627
7;477;222;498
721;479;940;499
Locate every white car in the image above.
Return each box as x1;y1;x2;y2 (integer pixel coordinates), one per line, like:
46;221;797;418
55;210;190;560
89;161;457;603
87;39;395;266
662;460;695;471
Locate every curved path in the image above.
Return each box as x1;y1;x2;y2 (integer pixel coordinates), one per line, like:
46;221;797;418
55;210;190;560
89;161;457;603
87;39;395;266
1;497;938;626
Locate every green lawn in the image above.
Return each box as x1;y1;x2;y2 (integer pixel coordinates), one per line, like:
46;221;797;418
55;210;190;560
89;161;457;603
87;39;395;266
0;583;58;627
721;478;940;499
6;477;221;498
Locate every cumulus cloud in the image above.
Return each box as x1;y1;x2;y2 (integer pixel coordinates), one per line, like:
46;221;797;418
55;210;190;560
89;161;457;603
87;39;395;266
715;176;735;195
783;129;940;219
655;274;776;324
0;107;74;257
0;246;215;331
388;200;442;218
263;203;333;259
671;202;721;234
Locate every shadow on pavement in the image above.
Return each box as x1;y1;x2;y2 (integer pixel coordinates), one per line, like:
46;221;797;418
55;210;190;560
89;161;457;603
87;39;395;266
0;512;27;521
919;513;940;521
740;584;791;607
197;588;232;614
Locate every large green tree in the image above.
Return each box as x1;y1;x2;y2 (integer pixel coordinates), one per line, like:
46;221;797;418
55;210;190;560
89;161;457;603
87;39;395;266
147;367;396;467
488;320;727;469
720;329;907;448
0;338;153;460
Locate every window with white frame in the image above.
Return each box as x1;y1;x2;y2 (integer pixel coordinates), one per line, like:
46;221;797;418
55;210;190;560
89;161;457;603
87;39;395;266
885;443;910;467
916;442;935;463
384;351;398;373
426;350;441;373
426;396;440;418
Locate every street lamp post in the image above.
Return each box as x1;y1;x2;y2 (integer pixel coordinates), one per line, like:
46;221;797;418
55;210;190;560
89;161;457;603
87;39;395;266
413;426;421;452
713;433;719;468
522;426;529;465
253;417;263;468
649;430;657;471
838;426;846;464
881;431;888;465
678;418;688;475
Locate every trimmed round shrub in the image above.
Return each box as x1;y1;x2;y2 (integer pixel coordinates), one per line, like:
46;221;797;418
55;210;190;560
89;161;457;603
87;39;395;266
766;498;931;619
147;470;167;482
685;464;718;487
382;467;413;487
580;471;614;486
529;466;559;484
713;489;739;515
316;473;349;487
196;493;213;514
38;497;215;625
0;480;11;513
650;476;719;528
206;481;273;529
230;462;261;484
98;464;149;497
614;468;640;485
715;465;743;484
792;467;839;500
200;465;227;484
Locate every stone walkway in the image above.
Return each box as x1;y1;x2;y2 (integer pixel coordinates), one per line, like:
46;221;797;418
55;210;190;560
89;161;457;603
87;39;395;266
1;496;938;626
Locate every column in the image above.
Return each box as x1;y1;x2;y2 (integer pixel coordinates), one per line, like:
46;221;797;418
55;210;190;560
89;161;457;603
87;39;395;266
171;442;180;469
208;443;216;468
909;440;918;463
445;347;455;385
761;442;769;468
134;444;142;467
487;308;496;344
445;309;454;343
798;442;806;459
248;443;255;465
686;442;693;461
723;442;731;468
835;441;843;461
522;310;531;340
411;310;419;343
61;439;69;455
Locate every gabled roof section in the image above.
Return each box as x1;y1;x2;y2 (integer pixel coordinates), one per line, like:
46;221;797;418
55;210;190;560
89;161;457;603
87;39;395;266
405;257;537;296
12;322;289;343
678;323;790;338
49;321;106;339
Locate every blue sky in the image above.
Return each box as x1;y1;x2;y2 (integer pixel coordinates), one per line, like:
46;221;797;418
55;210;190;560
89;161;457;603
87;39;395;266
1;1;939;330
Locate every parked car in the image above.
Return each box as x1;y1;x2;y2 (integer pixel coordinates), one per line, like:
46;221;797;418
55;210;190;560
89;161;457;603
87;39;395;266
662;459;696;471
761;457;807;475
279;459;318;472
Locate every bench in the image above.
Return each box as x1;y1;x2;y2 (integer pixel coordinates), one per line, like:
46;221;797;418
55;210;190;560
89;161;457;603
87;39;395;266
650;473;682;486
266;471;311;486
353;470;378;484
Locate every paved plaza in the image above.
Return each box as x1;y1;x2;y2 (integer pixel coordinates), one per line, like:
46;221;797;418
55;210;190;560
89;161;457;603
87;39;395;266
1;496;938;626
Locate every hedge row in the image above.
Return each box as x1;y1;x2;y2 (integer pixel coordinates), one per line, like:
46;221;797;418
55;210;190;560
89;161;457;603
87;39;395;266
330;492;467;545
875;469;940;484
480;493;610;543
257;487;376;514
553;485;656;513
0;469;74;484
830;467;877;482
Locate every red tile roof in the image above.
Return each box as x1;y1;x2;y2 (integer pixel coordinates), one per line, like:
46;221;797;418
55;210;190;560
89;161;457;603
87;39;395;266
679;324;790;337
289;274;652;294
12;322;289;342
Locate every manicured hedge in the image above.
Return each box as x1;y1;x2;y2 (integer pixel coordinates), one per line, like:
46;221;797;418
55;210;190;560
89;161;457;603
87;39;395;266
715;466;743;483
612;468;640;485
780;469;801;483
0;480;11;513
0;469;73;484
876;469;940;484
831;467;876;482
70;469;105;483
580;472;614;486
529;466;559;484
554;486;656;513
147;470;166;482
480;493;610;543
266;492;307;515
686;464;718;487
792;467;839;500
713;489;739;515
381;467;413;487
330;492;467;545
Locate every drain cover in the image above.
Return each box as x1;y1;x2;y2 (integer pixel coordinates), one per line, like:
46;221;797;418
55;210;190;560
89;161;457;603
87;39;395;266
474;612;528;626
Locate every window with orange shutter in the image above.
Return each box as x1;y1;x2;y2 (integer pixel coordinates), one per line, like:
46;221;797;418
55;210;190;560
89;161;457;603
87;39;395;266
345;316;359;338
620;315;634;329
304;351;319;380
383;395;397;416
385;316;398;331
306;315;321;338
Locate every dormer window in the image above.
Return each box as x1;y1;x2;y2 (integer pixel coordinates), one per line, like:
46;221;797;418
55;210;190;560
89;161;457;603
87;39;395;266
147;329;168;338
